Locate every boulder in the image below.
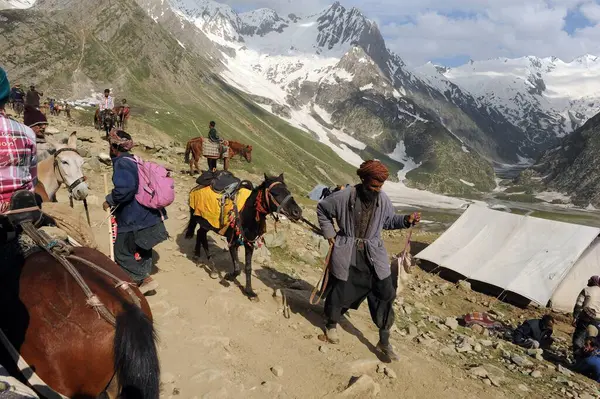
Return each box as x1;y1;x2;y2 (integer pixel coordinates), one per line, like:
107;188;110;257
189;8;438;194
444;317;459;330
263;233;286;248
341;375;380;397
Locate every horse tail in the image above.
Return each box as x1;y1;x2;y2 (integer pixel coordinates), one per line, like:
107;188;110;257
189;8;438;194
114;302;160;399
184;140;192;164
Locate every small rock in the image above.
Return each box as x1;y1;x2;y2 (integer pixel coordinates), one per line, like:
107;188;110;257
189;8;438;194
558;364;574;377
98;152;112;165
487;375;502;387
406;325;418;337
384;367;397;379
480;340;494;347
319;345;328;354
483;378;492;386
468;366;489;378
270;366;283;377
440;346;458;356
376;364;385;374
445;317;459;330
474;343;483;353
263;233;286;248
341;375;380;397
470;324;485;335
511;354;534;368
530;370;542;378
456;343;473;353
518;384;529;392
403;305;413;315
457;280;471;291
527;348;544;357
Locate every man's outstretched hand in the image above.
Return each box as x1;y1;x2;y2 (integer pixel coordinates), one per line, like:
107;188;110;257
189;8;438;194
405;212;421;226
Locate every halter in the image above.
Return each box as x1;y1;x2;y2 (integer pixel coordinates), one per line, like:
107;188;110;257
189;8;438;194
53;147;88;198
255;181;293;221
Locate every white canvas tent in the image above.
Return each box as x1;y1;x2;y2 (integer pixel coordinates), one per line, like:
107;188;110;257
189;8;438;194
308;184;328;201
415;205;600;312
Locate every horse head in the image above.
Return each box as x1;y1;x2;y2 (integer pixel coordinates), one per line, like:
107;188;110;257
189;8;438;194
54;132;89;201
243;145;252;163
262;173;302;222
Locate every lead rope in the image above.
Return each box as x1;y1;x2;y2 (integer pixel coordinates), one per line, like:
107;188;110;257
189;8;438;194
309;241;334;305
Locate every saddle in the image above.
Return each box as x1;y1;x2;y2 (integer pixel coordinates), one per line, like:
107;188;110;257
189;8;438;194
196;170;252;193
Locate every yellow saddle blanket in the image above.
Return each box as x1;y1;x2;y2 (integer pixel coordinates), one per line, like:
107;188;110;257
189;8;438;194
189;186;252;229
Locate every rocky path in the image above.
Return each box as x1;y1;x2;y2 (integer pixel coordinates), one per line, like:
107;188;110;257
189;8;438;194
35;112;599;398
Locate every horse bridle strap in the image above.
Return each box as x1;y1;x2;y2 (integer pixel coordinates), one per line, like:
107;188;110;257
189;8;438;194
265;182;292;215
53;147;88;193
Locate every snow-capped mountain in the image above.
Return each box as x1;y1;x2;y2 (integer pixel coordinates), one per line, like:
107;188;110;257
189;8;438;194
0;0;35;9
420;55;600;151
151;0;537;194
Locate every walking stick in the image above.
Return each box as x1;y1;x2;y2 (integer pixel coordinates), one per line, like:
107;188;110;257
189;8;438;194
103;173;114;261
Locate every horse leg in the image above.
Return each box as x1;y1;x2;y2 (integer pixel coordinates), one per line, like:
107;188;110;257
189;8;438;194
225;244;242;281
198;228;218;279
243;243;258;300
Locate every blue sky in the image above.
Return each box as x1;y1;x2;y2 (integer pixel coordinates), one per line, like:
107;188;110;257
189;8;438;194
221;0;600;66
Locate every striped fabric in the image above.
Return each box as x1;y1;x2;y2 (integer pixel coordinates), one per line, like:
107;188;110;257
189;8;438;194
0;112;38;210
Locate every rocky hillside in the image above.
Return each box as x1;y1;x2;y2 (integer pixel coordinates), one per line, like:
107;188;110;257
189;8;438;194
519;111;600;208
0;0;360;194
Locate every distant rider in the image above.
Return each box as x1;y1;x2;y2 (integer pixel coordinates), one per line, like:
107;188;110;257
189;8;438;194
96;88;115;128
207;120;223;171
9;83;25;110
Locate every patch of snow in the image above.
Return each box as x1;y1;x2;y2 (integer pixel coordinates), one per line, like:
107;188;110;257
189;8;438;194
360;83;374;91
176;39;186;49
461;145;470;153
460;179;475;187
0;0;35;10
535;191;571;203
387;141;422;183
586;203;597;211
313;104;333;124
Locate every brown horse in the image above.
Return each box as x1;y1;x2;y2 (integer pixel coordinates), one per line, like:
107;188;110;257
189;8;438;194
0;237;159;397
184;137;252;174
114;105;130;129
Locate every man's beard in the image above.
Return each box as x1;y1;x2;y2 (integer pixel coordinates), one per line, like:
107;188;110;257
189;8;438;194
358;183;379;204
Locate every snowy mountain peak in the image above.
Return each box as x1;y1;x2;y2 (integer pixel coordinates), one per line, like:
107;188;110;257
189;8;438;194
239;8;288;36
0;0;35;9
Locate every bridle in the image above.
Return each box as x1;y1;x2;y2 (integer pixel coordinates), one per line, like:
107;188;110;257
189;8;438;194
53;148;91;225
255;181;293;221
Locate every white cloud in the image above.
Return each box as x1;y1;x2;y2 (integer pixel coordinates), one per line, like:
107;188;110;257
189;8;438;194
219;0;600;65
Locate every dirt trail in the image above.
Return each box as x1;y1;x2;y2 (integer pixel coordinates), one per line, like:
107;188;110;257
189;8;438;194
31;112;594;399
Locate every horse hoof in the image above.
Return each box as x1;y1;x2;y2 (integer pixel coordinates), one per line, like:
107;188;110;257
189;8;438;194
246;291;259;302
224;272;239;281
209;271;219;279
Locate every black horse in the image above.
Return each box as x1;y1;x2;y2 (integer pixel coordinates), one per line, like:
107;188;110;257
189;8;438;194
95;109;116;137
185;173;303;300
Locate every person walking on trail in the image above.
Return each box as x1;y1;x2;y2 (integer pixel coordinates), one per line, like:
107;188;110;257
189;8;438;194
513;315;555;350
207;120;222;171
572;276;600;359
0;68;40;214
102;130;168;295
25;84;43;109
316;160;421;361
23;104;52;162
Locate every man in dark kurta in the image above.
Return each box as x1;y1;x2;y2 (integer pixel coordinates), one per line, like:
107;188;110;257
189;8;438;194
317;160;420;361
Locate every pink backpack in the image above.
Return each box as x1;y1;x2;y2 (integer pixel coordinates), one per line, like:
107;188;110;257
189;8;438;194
125;155;175;209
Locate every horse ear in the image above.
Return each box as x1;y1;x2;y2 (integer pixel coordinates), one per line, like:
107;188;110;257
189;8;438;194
247;145;252;150
277;173;284;182
264;173;269;181
68;131;77;149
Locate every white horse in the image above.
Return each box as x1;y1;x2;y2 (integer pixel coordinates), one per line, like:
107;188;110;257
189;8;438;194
37;132;89;203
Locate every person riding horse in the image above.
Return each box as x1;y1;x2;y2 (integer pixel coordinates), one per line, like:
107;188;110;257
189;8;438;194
95;89;116;135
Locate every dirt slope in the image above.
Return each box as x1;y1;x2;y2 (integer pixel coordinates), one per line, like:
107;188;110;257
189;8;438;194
22;111;600;399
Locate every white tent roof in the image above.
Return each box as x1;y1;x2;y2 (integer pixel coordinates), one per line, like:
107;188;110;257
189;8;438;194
308;184;328;201
415;205;600;308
